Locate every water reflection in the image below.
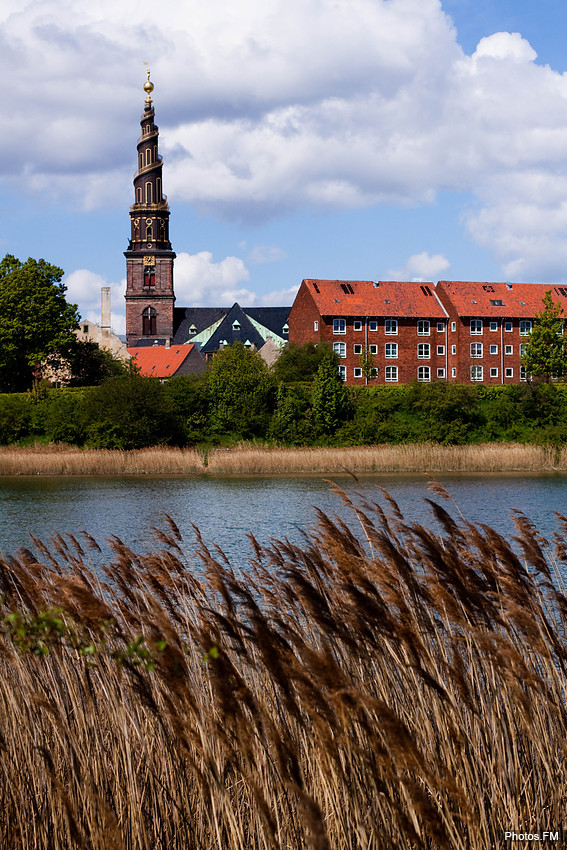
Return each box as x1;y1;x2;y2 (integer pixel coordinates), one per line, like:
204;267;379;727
1;473;567;571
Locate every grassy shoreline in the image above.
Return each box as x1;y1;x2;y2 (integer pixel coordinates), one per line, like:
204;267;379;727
0;441;565;476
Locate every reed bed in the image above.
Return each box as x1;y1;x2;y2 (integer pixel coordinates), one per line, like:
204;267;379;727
0;486;567;848
0;445;205;476
0;442;565;476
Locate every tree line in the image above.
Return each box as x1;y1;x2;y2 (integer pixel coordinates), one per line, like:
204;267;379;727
3;340;567;449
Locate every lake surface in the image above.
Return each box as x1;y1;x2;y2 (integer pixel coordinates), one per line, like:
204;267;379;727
2;473;567;573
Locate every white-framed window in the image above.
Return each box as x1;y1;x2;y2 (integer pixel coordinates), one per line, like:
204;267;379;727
504;321;513;332
451;321;456;332
369;344;378;354
314;320;318;331
437;345;445;356
418;343;430;359
470;319;483;335
385;365;398;382
353;320;363;331
490;321;498;332
437;368;445;378
333;342;346;358
417;320;430;336
369;320;378;331
505;345;513;355
520;343;527;357
385;319;398;335
385;343;398;358
490;367;498;378
353;367;363;378
470;365;483;382
333;318;346;334
505;367;513;378
338;365;347;381
451;345;456;355
437;322;445;332
520;366;527;382
470;343;483;358
451;367;457;377
520;320;532;336
418;366;431;382
353;344;362;355
490;344;498;355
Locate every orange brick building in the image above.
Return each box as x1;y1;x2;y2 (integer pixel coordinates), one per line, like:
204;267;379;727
289;278;566;385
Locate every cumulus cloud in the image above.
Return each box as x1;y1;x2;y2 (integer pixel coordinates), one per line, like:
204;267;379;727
3;0;567;278
174;251;253;306
386;252;451;282
64;268;125;334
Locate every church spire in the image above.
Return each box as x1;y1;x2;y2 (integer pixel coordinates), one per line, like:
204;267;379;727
125;70;176;345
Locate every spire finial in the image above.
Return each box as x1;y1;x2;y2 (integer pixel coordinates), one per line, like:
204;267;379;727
143;64;154;106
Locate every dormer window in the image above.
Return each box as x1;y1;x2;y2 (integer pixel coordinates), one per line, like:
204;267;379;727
282;323;289;335
188;324;197;334
232;321;240;330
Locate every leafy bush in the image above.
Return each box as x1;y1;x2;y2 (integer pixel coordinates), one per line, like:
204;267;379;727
0;394;31;445
82;375;181;449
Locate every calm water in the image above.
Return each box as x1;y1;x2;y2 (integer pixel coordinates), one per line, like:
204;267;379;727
1;473;567;571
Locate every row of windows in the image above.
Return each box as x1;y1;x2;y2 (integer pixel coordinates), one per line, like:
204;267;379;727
331;318;539;336
338;366;441;382
470;343;527;357
334;341;529;359
339;365;527;382
469;319;532;335
331;319;445;335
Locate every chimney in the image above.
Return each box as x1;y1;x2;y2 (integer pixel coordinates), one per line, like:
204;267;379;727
101;287;111;330
165;339;171;349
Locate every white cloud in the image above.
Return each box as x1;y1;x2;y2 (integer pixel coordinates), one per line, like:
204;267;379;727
3;1;567;279
386;252;451;281
259;284;299;306
64;268;125;334
473;32;537;63
174;251;253;305
247;245;287;264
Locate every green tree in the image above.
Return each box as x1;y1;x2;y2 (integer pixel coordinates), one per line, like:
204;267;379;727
522;291;567;382
272;342;334;383
82;374;181;449
0;255;79;392
208;342;276;438
358;346;378;384
311;350;350;436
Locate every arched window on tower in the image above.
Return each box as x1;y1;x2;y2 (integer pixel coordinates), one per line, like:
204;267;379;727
136;187;142;204
145;182;153;204
139;153;143;170
142;306;157;335
156;178;161;202
146;149;151;166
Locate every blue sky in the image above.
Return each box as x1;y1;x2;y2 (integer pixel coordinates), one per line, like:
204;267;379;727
2;0;567;334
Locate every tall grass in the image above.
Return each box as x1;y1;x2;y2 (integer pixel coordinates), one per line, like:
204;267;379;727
0;442;565;475
0;487;566;848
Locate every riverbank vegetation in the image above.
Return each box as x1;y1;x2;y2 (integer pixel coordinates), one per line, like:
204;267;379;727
0;442;565;476
3;342;567;455
0;488;566;848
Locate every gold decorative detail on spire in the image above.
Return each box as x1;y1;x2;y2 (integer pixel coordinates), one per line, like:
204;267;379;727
143;65;154;106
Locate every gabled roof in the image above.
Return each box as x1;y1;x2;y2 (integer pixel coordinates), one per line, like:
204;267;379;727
437;281;567;318
127;344;198;378
301;279;448;318
173;302;291;351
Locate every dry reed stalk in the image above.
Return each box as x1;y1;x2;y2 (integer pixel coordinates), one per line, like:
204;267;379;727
0;489;567;848
0;442;564;477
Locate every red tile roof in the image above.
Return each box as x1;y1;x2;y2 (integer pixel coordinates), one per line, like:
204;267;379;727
302;279;448;318
437;281;567;317
127;344;196;378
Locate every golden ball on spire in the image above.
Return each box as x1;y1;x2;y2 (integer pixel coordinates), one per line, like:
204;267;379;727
144;71;154;94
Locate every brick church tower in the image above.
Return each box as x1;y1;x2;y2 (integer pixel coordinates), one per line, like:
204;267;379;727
125;70;176;345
